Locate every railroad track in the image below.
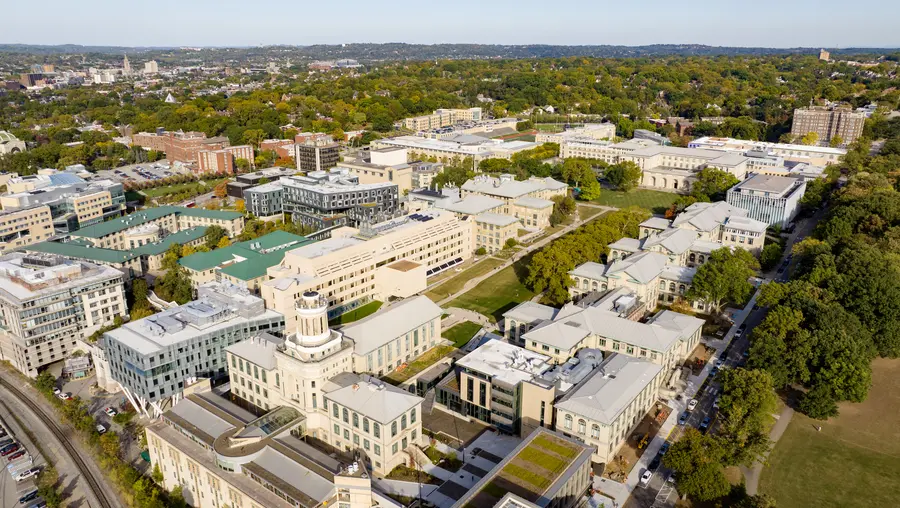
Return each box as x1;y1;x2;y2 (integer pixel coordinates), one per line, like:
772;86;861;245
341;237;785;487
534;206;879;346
0;377;115;508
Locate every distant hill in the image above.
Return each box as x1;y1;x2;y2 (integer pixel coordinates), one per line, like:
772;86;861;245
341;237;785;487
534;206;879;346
0;43;895;60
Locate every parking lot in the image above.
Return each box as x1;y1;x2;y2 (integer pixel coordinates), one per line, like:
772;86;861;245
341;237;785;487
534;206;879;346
94;160;192;184
0;398;48;508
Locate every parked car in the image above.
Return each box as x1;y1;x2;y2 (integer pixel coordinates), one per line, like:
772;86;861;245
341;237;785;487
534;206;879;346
640;470;653;486
52;388;61;396
734;329;744;338
15;467;40;482
710;367;719;377
649;456;661;470
104;407;117;417
57;392;71;401
687;399;698;411
96;424;107;435
699;417;712;432
715;359;725;369
28;502;47;508
678;412;689;425
667;472;677;485
659;442;671;455
739;323;747;331
713;397;721;410
7;450;26;462
2;444;21;456
18;489;39;504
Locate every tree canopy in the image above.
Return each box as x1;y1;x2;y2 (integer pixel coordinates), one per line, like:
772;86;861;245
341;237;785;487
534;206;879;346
687;247;760;315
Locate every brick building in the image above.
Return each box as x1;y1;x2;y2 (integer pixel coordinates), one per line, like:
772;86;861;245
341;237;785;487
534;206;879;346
131;130;230;164
197;145;255;174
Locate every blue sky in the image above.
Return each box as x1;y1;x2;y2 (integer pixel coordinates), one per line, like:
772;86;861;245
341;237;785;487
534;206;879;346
5;0;899;48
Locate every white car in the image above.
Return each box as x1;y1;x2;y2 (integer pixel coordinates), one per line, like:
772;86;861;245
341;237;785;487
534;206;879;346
57;392;71;401
715;359;724;369
713;397;721;409
735;329;744;338
52;388;61;396
104;407;118;417
640;470;653;486
96;424;107;435
15;467;39;482
687;398;699;411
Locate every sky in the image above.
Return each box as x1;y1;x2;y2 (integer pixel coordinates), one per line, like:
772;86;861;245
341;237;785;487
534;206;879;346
5;0;899;48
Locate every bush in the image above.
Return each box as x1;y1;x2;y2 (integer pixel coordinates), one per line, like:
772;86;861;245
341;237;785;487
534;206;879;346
475;247;487;256
505;238;518;249
516;120;534;132
759;242;785;270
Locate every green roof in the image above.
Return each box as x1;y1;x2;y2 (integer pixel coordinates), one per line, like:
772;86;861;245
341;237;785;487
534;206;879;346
24;242;138;264
70;206;242;239
133;226;208;257
179;230;314;281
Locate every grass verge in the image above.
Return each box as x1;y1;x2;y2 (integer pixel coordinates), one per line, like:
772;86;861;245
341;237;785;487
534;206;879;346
592;189;679;215
330;301;383;325
424;258;505;302
443;321;483;348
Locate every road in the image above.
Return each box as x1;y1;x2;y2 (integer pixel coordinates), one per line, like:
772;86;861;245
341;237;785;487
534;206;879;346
0;373;121;508
629;211;821;508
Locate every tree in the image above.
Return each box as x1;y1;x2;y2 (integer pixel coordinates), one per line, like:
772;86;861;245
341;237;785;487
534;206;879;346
716;368;776;465
35;371;57;394
663;429;731;502
235;199;246;213
475;247;487;256
516;120;534;132
550;195;576;226
798;384;839;420
154;267;194;304
801;131;819;146
691;167;739;201
204;225;227;250
242;128;266;148
151;463;164;483
605;161;642;192
235;158;251;172
161;243;182;271
217;236;232;249
687;247;760;315
829;135;844;148
213;181;228;199
505;238;518;249
759;242;784;270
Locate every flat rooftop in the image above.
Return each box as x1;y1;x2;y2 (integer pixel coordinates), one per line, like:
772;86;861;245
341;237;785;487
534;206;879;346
731;173;802;194
456;340;552;386
0;252;123;302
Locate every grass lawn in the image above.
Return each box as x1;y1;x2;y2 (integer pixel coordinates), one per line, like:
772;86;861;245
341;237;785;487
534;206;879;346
534;123;565;132
500;133;536;142
382;345;455;385
142;177;228;198
330;301;383;325
424;257;505;302
578;205;606;222
759;358;900;508
592;189;679;215
449;262;535;322
443;321;483;348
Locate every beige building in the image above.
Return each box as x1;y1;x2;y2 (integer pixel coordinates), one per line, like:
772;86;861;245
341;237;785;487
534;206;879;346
688;136;846;166
0;206;54;252
536;123;616;144
224;292;430;476
338;147;415;193
147;382;377;508
0;252;127;377
791;106;865;145
372;135;540;164
554;354;665;463
262;210;472;329
460;174;566;229
474;213;520;253
401;108;483;131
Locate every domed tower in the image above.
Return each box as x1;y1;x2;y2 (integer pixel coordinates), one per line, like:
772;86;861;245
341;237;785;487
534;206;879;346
294;291;331;346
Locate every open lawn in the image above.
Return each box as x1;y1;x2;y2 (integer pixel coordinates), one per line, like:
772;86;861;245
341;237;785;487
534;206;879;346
142;177;228;198
424;257;505;302
534;123;565;132
592;189;679;215
499;132;536;142
759;358;900;508
330;301;383;325
382;345;455;384
443;321;483;348
449;262;535;322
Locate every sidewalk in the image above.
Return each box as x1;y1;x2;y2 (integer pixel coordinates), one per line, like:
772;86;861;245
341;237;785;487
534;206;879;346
596;288;763;507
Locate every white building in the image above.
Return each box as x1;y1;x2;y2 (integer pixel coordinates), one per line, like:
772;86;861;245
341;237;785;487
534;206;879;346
688;136;846;166
726;173;806;228
372;134;539;164
536;123;617;144
0;252;127;377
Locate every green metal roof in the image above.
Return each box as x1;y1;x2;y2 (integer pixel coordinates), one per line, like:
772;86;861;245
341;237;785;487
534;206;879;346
178;230;313;280
133;226;208;257
70;206;242;239
24;241;138;264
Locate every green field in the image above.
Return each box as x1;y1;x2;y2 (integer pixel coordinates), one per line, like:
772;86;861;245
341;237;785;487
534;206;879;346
759;358;900;508
424;258;505;302
449;263;535;322
591;189;679;214
534;123;565;132
382;345;455;384
500;133;536;142
330;301;383;325
443;321;483;348
142;177;228;198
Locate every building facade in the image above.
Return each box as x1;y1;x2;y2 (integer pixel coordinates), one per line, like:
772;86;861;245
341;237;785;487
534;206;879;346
197;145;255;174
726;173;806;228
295;137;340;172
0;205;55;252
279;170;400;230
791;106;865;145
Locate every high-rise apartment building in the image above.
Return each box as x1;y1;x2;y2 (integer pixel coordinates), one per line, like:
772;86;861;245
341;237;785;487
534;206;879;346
791;106;865;145
0;206;55;252
295;136;340;172
197;145;254;174
0;252;127;377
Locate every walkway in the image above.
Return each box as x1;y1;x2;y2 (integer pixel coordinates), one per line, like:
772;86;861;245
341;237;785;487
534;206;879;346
742;404;795;495
435;205;615;308
441;307;492;330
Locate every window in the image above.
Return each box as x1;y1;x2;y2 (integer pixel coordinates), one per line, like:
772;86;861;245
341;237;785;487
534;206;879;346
412;429;417;441
410;409;416;424
578;419;586;435
564;414;573;430
334;424;340;434
353;413;359;428
364;439;370;450
343;408;349;423
391;421;397;437
392;443;398;455
591;425;601;438
401;415;407;430
402;437;408;449
374;423;381;438
479;382;487;406
333;403;339;418
344;429;350;440
364;418;370;433
374;444;381;456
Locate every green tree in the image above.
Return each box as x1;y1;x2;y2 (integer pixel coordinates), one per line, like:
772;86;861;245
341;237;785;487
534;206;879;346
475;247;487;256
235;158;251;172
516;120;534;132
161;243;182;271
829;135;844;148
35;371;57;394
687;247;760;315
663;429;731;502
691;167;739;201
759;242;784;270
604;161;642;192
798;384;839;420
716;368;776;465
204;225;227;250
242;128;266;148
801;131;819;146
505;238;518;249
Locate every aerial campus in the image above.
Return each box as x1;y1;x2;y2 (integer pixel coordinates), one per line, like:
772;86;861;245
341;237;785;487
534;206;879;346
0;14;899;508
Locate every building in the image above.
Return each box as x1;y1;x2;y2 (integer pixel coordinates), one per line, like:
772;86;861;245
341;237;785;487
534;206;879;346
244;181;286;217
1;177;126;234
103;282;285;416
67;206;244;250
372;135;540;164
146;382;375;508
0;205;55;252
179;230;314;293
726;173;806;228
554;354;665;463
401;108;483;131
131;130;231;165
633;129;670;145
418;117;520;140
224;291;429;475
278;169;400;230
337;147;415;193
0;131;26;155
0;252;127;377
411;161;443;189
262;210;472;327
143;60;159;74
791;106;865;145
197;145;255;174
457;174;566;229
226;166;297;199
618;145;750;193
535;123;616;144
295;136;340;172
260;139;295;159
449;428;592;508
819;49;831;61
688;136;846;166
